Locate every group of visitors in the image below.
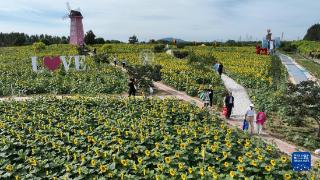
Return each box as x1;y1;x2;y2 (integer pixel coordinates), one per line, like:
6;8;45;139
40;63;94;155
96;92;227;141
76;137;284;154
113;57;126;68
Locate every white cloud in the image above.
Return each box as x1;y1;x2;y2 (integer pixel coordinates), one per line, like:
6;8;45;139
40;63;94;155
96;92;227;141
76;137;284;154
0;0;319;41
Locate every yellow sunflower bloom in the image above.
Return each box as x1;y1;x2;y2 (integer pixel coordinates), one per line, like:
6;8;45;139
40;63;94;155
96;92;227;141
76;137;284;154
270;159;276;166
188;167;193;174
169;168;176;176
284;173;291;180
5;164;13;172
180;143;186;149
237;165;244;172
145;149;150;157
181;174;187;180
251;160;257;167
238;156;243;163
230;171;235;178
121;159;128;167
281;156;287;163
165;157;171;164
224;162;229;168
178;163;184;169
265;165;272;172
100;165;107;173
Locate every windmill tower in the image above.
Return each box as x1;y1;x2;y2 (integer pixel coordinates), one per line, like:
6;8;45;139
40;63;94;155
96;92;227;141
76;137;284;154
63;3;84;46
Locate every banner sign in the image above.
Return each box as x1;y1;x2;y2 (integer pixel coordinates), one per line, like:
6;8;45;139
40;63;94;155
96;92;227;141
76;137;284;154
292;152;311;171
31;55;86;72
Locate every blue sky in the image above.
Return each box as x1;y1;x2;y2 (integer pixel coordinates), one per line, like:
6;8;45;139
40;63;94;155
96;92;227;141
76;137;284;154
0;0;319;42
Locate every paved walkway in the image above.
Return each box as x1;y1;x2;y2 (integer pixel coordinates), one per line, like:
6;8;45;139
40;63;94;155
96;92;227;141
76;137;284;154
278;53;310;84
221;74;252;119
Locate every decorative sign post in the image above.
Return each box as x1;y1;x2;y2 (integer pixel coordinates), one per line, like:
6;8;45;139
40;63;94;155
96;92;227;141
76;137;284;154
31;55;86;72
291;152;311;171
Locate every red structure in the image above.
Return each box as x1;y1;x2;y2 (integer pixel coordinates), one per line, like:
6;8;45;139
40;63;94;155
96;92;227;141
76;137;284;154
256;45;268;55
69;10;84;46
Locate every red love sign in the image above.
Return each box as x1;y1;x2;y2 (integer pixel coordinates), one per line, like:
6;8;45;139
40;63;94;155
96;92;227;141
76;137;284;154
43;57;61;71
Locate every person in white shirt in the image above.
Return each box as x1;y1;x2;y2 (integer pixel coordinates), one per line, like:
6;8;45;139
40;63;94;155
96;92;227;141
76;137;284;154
245;104;256;135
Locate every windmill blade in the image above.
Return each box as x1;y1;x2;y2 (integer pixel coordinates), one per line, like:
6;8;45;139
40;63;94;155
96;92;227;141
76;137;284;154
66;2;71;12
62;14;69;20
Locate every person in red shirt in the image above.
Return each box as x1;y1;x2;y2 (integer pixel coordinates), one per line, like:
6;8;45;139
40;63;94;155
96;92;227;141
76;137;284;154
256;108;267;135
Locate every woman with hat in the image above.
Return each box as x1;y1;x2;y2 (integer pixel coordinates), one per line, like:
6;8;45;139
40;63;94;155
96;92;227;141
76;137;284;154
245;104;256;135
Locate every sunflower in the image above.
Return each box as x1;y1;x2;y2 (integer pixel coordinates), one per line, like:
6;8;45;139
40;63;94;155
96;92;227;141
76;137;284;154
258;155;263;160
145;149;150;157
207;166;214;173
200;168;204;176
5;164;13;172
226;142;232;149
155;143;160;149
79;130;84;136
157;164;163;171
230;171;235;178
212;172;219;179
237;165;244;172
188;167;193;174
169;168;176;176
284;173;291;180
214;135;219;140
154;151;159;157
175;152;180;158
121;159;128;166
91;159;97;167
100;165;107;173
181;174;187;180
224;162;229;168
138;157;143;164
165;157;171;164
251;160;257;167
281;156;287;163
237;140;242;144
223;151;228;158
245;152;253;158
180;143;186;149
238;156;243;163
265;165;272;172
178;163;184;169
267;145;272;151
270;159;276;166
216;156;220;161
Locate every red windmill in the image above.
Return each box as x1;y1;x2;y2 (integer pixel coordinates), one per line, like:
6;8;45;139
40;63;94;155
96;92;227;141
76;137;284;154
63;2;84;46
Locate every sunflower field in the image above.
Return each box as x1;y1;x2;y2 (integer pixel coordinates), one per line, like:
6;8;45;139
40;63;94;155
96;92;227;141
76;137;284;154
191;46;273;89
0;45;127;96
0;97;318;179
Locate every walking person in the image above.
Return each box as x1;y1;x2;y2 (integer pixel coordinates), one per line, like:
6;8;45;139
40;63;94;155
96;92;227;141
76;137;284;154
213;62;220;72
256;108;267;135
200;89;210;108
114;57;118;66
224;92;234;119
245;104;256;136
128;78;136;97
122;59;126;68
218;62;223;76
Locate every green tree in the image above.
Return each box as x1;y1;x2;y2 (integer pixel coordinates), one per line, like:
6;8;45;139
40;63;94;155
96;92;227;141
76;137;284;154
285;81;320;137
84;30;96;45
129;35;138;44
303;24;320;41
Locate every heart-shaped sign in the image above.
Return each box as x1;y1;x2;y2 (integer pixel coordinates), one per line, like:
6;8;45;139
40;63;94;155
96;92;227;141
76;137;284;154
43;56;61;71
